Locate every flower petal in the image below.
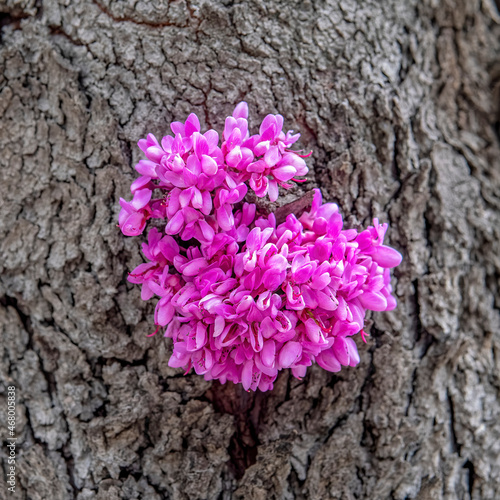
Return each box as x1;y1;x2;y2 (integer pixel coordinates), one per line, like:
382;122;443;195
316;349;341;372
372;245;403;268
182;257;209;277
165;210;185;235
278;341;302;368
201;154;218;176
359;291;388;311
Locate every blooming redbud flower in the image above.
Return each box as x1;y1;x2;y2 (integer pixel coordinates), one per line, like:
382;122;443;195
119;102;402;391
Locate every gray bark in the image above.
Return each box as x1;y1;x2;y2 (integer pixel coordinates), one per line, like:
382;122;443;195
1;0;499;498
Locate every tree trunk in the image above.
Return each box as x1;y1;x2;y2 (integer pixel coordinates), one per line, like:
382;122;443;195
1;0;499;498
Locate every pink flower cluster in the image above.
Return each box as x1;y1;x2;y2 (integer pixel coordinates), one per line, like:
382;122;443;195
119;102;402;391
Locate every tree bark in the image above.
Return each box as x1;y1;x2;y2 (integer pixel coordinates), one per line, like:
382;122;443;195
1;0;499;498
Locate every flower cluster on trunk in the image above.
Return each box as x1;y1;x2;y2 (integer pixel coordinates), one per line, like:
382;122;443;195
119;102;402;391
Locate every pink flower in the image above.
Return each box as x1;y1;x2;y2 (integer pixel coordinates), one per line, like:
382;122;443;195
118;188;153;236
119;103;403;392
243;113;308;201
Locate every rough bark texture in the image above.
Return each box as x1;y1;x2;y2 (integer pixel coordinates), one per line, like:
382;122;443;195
1;0;499;498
